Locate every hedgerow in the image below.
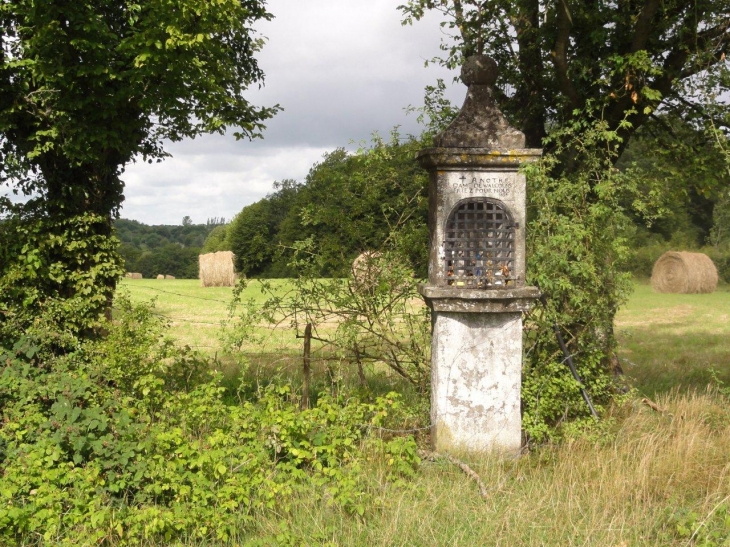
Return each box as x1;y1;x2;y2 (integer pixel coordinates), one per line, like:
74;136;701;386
0;296;419;546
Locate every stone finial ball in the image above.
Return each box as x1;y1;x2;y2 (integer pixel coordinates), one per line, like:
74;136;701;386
461;55;498;86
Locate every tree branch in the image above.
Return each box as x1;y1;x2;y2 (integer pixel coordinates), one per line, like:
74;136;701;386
553;0;581;112
513;0;547;146
630;0;662;53
648;113;676;138
678;21;730;79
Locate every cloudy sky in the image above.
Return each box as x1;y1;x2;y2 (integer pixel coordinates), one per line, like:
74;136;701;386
120;0;462;225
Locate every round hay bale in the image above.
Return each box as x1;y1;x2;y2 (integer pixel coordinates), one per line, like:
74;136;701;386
164;274;175;280
351;251;383;293
199;251;236;287
128;272;143;279
156;274;164;280
651;251;718;294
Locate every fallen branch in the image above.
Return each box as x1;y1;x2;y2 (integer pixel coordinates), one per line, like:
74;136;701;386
418;449;489;500
641;397;666;413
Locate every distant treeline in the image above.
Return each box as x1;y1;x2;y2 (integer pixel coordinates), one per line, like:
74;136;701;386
117;116;730;282
202;134;431;278
116;218;225;279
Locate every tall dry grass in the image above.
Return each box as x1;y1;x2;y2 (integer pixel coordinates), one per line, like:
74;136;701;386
253;388;730;546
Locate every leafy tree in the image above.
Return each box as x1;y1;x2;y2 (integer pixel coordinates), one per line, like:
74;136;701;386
710;189;730;251
206;216;227;226
617;114;730;247
119;242;142;272
225;134;429;279
1;0;278;218
276;135;429;277
227;179;301;277
400;0;729;156
115;218;223;277
228;195;283;276
0;0;279;332
200;224;231;254
135;243;200;279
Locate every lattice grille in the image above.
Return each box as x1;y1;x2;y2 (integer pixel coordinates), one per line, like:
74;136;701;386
444;198;516;288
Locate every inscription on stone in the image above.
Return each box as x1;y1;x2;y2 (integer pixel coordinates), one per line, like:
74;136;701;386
451;174;513;197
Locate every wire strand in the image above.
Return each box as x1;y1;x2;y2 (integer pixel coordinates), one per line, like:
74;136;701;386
125;284;232;304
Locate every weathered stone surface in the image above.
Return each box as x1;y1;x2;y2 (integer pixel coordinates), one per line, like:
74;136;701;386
416;148;542;170
460;55;498;87
424;168;530;288
419;285;540;313
431;311;523;454
418;55;542;455
432;54;525;150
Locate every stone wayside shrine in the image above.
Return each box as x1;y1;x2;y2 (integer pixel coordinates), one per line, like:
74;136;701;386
417;55;541;455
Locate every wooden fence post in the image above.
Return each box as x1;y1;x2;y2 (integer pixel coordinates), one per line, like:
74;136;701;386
302;323;312;409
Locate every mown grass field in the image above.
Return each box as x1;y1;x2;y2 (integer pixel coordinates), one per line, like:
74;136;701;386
118;278;730;546
119;279;730;397
616;283;730;396
118;278;293;353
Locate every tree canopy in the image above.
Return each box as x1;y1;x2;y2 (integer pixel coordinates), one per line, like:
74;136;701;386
400;0;730;157
217;134;430;278
0;0;278;220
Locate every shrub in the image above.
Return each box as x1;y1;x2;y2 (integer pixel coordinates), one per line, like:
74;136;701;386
0;213;124;346
522;115;644;442
706;247;730;284
0;296;419;545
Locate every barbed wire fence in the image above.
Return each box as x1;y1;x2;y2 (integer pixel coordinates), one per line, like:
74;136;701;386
115;283;422;401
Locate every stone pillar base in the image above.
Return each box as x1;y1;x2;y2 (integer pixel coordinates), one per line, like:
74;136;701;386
430;311;523;454
419;285;538;455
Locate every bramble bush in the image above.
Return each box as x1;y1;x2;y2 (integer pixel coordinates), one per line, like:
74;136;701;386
0;295;419;546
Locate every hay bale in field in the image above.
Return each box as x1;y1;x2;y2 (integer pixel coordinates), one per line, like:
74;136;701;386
651;251;718;294
351;251;383;293
126;272;143;279
164;275;175;280
199;251;236;287
156;274;164;280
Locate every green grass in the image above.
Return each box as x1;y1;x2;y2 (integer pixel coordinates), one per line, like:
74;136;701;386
120;278;730;399
615;282;730;397
118;278;426;402
118;278;293;352
116;279;730;546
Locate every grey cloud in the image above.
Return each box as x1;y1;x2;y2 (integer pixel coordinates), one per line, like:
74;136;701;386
120;1;465;223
